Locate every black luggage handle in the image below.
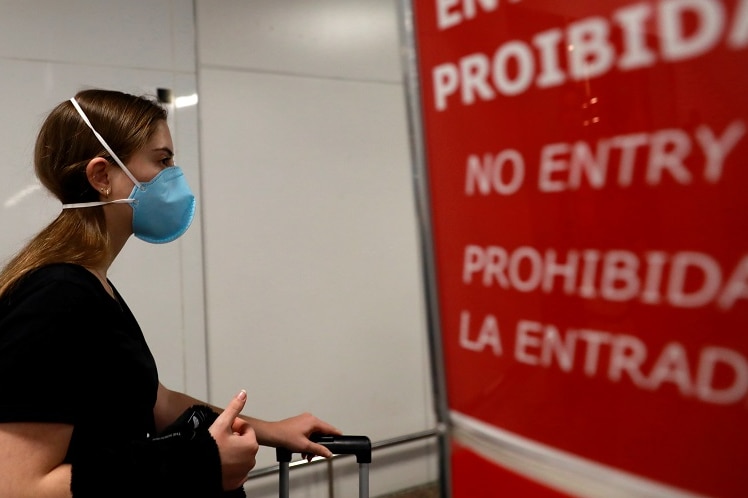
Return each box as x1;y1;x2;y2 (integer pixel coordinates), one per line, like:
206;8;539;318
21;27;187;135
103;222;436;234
276;434;372;464
276;434;371;498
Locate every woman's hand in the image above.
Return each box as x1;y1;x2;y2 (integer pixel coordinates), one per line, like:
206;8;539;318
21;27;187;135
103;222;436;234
264;412;342;461
209;390;259;491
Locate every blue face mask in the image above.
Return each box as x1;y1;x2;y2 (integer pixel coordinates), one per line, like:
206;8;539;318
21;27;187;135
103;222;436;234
62;98;196;244
128;166;196;244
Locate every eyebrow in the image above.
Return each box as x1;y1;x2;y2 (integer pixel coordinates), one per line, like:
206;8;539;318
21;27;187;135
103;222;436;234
152;147;174;156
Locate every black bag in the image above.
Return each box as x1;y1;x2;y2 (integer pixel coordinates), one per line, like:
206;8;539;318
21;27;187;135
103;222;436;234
153;405;218;442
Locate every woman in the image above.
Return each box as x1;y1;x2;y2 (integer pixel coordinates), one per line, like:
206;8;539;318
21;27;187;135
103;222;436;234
0;89;339;497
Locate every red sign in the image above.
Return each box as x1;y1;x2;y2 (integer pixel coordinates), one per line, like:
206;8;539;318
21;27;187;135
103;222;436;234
410;0;748;496
451;441;573;497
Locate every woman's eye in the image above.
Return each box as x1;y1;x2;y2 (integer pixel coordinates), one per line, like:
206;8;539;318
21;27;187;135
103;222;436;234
161;157;174;166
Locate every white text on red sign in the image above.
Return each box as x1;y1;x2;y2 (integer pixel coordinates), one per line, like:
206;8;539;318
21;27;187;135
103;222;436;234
432;0;748;110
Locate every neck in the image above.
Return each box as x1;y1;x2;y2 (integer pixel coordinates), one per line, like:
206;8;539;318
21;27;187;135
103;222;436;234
102;204;133;265
107;232;130;264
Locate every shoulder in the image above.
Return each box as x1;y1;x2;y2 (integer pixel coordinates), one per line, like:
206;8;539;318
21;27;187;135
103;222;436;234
4;263;103;311
25;263;95;286
0;264;106;362
21;262;98;291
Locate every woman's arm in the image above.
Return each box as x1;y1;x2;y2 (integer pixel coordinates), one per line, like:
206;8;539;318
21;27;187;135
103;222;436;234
0;422;73;498
0;401;253;497
154;383;341;458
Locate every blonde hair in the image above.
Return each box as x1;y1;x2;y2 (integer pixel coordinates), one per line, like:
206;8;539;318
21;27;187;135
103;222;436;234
0;89;167;297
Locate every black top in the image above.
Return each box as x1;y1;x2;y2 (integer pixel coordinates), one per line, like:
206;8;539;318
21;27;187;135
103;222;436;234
0;263;241;497
0;263;158;452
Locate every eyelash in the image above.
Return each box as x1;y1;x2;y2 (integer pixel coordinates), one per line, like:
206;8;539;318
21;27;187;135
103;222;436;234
161;157;174;166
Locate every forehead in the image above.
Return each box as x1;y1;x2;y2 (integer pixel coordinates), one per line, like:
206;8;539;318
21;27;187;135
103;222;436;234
146;120;174;150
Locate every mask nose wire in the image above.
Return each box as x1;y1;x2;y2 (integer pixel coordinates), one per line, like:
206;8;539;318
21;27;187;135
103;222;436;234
69;97;143;190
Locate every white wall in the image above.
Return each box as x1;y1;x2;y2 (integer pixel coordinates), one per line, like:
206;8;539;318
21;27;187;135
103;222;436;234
0;1;437;496
195;1;437;496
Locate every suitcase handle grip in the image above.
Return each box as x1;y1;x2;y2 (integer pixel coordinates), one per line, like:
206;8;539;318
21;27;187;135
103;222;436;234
276;434;372;464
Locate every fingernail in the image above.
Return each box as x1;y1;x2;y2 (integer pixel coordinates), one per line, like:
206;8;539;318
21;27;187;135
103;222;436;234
237;389;247;401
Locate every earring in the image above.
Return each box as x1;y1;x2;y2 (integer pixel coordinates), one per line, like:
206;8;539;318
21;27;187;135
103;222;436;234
100;187;110;197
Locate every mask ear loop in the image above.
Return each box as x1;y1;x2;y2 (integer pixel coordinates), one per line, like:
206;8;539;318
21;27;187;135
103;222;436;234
68;97;143;190
61;198;136;209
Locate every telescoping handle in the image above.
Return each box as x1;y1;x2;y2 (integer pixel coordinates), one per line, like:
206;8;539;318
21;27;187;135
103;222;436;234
276;434;372;498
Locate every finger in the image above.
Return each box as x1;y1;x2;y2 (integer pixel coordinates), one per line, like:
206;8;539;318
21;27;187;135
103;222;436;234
213;389;247;431
307;443;334;459
231;417;250;434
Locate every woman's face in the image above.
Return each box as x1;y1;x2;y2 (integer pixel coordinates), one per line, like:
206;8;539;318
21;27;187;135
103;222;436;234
118;119;175;188
107;119;175;234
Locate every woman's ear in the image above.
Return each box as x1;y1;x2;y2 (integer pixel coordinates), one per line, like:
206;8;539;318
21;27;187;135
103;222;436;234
85;158;111;198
